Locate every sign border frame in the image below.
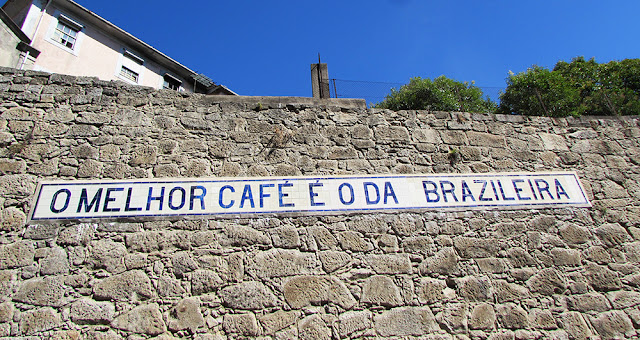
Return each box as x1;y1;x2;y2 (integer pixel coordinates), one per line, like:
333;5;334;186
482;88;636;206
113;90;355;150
28;171;591;224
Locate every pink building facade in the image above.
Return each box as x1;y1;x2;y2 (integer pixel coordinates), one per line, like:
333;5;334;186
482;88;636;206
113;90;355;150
1;0;235;95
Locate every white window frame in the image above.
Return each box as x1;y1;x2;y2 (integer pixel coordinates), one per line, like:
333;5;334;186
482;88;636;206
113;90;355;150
46;11;84;55
119;66;139;83
162;73;183;91
115;48;145;85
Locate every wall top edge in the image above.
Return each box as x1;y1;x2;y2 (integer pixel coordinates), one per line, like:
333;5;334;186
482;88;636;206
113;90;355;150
3;67;640;121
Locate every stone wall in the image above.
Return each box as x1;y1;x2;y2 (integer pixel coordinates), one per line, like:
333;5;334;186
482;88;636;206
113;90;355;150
0;67;639;339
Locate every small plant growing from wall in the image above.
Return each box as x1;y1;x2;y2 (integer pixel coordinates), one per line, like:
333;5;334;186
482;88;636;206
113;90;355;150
448;148;461;165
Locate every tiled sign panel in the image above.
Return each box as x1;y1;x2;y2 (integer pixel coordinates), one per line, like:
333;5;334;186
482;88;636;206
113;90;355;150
29;172;590;222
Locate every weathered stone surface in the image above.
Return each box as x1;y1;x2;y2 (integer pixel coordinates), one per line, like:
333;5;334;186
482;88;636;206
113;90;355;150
167;297;204;332
467;131;505;147
551;247;582;266
417;277;447;304
171;252;199;278
318;250;351;273
2;106;44;120
39;247;70;275
0;206;26;231
476;258;508;274
584;246;613;264
0;241;34;269
72;143;99;159
13;276;65;306
454;237;500;258
129;145;157;165
402;236;436;254
528;308;557;330
583;263;622;291
154;163;180;177
622;273;640;287
222;224;271;246
457;276;493;302
190;269;223;295
374;307;438;337
539;133;569;151
298;314;332;340
270;226;300;248
347;215;389;233
419;247;459;275
57;224;95;246
309;226;338;250
530;215;559;234
111;303;166;336
0;270;16;297
77;159;103;177
0;301;13;323
89;240;126;274
67;124;99;136
375;125;410;141
565;293;611;313
5;69;640;340
336;311;371;338
365;254;411;274
100;222;142;233
19;307;61;335
157;276;186;297
506;247;537;268
23;224;59;240
327;146;357;159
439;129;468;145
93;270;153;301
124;253;146;270
337;231;373;251
600;180;628;199
590;310;635;338
219;281;277;310
125;231;164;252
283;275;356;309
559;312;593;339
526;268;567;295
495;303;529;330
258;310;299;335
274;326;298;339
595;223;632;247
559;223;591;244
470;303;496;330
196;253;243;283
361;275;403;307
391;214;423;236
223;313;258;336
624;241;640;262
70;298;115;324
249;249;317;278
493;280;530;303
607;290;640;309
436;303;468;334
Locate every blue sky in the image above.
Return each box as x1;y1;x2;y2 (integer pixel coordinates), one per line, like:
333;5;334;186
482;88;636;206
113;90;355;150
74;0;640;102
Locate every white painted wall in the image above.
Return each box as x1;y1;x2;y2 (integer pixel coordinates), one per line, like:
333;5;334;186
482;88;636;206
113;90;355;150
21;2;195;92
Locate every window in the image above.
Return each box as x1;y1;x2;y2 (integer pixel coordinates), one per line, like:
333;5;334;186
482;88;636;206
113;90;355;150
119;66;139;83
53;21;78;49
116;49;144;84
163;74;182;91
48;13;83;52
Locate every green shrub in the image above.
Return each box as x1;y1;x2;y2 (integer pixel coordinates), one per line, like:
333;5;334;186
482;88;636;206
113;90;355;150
375;76;496;113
